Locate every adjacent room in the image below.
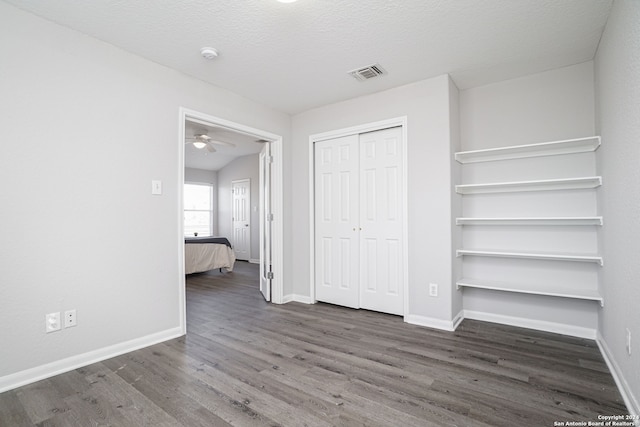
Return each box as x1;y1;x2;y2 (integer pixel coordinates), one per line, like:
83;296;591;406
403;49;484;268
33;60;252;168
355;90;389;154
1;0;638;425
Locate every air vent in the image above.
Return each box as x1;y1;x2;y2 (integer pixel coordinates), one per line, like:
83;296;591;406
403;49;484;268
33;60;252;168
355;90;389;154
348;64;387;81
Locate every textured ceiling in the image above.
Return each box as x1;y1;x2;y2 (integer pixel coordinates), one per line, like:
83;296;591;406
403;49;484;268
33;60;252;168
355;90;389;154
3;0;612;114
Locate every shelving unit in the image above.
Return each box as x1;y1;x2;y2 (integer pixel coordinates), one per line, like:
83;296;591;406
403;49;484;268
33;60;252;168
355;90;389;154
454;136;604;310
456;217;603;226
455;176;602;194
455;136;600;164
456;278;603;307
456;249;603;265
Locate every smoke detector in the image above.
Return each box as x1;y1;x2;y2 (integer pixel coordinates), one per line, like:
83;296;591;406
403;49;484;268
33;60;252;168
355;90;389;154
348;63;386;81
200;47;219;60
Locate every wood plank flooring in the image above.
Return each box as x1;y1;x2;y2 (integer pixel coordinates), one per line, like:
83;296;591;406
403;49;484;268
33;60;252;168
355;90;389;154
0;261;628;426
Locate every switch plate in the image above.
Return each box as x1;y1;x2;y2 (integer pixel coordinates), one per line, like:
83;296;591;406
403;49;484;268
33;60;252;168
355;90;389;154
46;312;61;333
151;180;162;195
429;283;438;297
64;309;77;328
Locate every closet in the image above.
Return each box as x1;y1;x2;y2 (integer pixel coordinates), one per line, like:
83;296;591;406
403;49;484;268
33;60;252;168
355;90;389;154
314;126;404;315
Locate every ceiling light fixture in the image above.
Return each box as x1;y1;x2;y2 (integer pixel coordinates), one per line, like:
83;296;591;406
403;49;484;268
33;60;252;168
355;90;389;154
200;47;218;60
192;141;207;149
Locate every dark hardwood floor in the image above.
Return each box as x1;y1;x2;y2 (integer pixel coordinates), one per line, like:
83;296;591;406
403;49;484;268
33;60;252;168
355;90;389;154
0;261;628;426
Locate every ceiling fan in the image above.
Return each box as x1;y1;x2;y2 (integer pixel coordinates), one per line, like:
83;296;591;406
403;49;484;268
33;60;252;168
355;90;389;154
185;133;235;152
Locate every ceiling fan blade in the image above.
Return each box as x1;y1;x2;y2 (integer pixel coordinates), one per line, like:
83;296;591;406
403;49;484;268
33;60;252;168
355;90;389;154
209;139;236;147
205;143;217;153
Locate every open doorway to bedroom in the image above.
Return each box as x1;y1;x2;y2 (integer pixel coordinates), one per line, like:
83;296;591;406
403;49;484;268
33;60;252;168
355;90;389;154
178;108;284;334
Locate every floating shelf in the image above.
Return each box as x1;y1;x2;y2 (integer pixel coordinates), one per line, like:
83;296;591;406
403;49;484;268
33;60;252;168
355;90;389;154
456;249;603;266
454;136;601;164
455;217;603;226
456;278;604;306
455;176;602;194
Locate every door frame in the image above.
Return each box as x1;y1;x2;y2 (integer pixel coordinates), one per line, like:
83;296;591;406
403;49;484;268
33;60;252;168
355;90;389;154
178;107;285;334
308;116;409;315
231;178;251;261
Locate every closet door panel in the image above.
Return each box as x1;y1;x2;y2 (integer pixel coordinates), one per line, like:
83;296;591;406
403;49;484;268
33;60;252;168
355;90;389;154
359;127;404;315
314;135;360;308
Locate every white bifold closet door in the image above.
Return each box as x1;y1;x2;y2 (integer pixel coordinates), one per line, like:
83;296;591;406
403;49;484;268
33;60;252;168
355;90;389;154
314;126;403;315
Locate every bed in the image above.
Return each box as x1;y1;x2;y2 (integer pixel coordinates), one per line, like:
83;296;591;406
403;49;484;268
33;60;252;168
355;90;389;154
184;237;236;274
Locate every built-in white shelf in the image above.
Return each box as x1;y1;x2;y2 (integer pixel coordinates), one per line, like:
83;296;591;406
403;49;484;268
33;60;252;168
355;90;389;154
456;278;604;307
455;176;602;195
454;136;601;164
456;249;603;266
455;217;603;226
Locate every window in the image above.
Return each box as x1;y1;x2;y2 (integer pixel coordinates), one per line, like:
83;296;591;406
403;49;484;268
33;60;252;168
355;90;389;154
184;183;213;237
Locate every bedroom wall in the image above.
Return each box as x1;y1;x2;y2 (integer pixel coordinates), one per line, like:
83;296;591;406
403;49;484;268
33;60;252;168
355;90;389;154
594;0;640;414
217;154;261;262
185;167;219;236
290;75;460;327
0;2;290;390
458;62;598;334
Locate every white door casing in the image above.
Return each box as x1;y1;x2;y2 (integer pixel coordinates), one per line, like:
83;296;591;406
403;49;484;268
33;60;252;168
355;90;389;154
313;126;404;315
259;143;272;302
232;179;251;261
314;135;360;308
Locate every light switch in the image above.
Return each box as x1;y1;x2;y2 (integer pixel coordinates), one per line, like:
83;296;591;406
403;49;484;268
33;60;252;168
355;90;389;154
151;180;162;195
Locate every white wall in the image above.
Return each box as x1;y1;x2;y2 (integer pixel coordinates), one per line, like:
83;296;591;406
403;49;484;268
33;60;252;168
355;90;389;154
460;61;595;150
594;0;640;414
217;154;261;261
290;75;459;326
0;2;289;389
185;167;218;236
448;77;463;320
458;62;599;336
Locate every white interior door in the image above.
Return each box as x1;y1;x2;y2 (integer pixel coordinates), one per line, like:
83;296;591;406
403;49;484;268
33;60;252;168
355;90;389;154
232;179;251;261
359;126;404;315
314;135;360;308
259;143;272;302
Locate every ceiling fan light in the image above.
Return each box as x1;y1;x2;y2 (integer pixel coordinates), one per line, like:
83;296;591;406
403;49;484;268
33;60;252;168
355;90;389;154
193;141;207;149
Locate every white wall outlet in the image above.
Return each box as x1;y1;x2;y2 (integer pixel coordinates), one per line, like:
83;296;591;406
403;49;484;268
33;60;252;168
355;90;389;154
64;309;77;328
429;283;438;297
626;328;632;356
45;312;61;333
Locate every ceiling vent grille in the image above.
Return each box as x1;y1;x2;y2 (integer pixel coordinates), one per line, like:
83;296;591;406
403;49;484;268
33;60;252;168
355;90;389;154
348;64;386;81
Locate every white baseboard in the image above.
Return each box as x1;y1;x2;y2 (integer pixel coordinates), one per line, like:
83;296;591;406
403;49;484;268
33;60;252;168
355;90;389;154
249;258;260;264
597;332;640;419
281;294;314;304
404;313;462;332
0;326;184;394
463;310;597;339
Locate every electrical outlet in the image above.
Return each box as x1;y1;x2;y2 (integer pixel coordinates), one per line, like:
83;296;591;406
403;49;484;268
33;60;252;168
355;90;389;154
429;283;438;297
626;328;632;356
64;309;77;328
45;312;61;333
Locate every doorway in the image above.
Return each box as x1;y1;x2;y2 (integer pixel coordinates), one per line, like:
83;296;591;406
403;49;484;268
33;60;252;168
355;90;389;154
178;108;284;333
